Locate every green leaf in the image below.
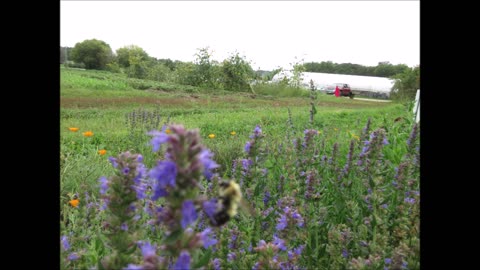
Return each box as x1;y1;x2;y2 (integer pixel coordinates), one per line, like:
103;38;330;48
193;249;212;268
98;259;106;270
253;181;266;197
164;229;183;244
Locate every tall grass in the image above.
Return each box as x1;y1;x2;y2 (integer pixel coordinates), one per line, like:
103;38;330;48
252;82;309;98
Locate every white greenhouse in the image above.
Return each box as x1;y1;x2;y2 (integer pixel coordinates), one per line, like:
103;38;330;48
271;71;396;98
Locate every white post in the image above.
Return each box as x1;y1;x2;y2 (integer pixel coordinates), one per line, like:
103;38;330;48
413;89;420;123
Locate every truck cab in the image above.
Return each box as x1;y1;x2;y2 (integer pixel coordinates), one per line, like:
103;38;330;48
334;83;354;98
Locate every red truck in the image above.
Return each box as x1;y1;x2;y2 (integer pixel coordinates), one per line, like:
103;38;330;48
326;83;354;98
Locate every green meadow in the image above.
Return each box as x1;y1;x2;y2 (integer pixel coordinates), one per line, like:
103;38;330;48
60;67;419;269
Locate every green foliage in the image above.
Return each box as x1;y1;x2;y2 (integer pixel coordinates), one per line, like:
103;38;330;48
303;61;410;78
105;62;122;73
173;61;198;86
61;68;202;93
221;52;255;92
71;39;114;70
115;45;149;68
114;45;151;79
390;66;420;102
252;81;309;98
192;47;222;89
145;63;173;83
291;57;306;88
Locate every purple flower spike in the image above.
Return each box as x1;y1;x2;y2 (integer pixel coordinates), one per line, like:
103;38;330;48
173;251;191;270
61;235;69;251
181;200;198;229
273;235;287;251
203;199;218;222
150;161;177;200
99;176;109;195
67;253;79;261
108;156;118;168
140;241;156;258
213;258;221;270
199;149;219;180
124;265;143;270
254;125;262;136
200;228;217;248
148;130;169;152
276;214;288;231
244;141;252;153
227;252;237;262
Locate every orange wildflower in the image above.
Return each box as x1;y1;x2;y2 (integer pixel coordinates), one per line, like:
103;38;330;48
69;127;79;132
98;149;107;155
69;199;80;208
208;134;215;139
83;131;94;137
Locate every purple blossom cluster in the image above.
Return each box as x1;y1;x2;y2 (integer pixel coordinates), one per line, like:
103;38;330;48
244;125;263;156
276;206;305;239
301;129;318;150
252;237;305;270
406;123;419;151
305;170;319;199
339;140;355;182
357;128;388;174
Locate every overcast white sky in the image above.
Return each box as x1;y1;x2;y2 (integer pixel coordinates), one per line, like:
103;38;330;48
61;1;419;71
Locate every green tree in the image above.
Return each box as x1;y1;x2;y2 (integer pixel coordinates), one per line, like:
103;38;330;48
146;63;173;82
221;52;255;91
290;57;306;88
193;47;220;88
174;62;198;86
115;45;149;68
390;65;420;101
374;61;396;77
70;39;113;70
114;45;151;79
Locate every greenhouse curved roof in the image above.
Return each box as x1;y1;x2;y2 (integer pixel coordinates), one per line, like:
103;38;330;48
272;71;395;93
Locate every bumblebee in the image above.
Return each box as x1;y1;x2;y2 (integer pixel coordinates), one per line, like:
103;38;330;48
211;180;243;226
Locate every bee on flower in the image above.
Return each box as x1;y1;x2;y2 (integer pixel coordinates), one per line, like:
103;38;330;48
165;129;172;134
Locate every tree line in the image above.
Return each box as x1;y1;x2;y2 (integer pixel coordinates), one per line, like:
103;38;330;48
61;39;419;100
303;61;410;78
61;39;257;92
